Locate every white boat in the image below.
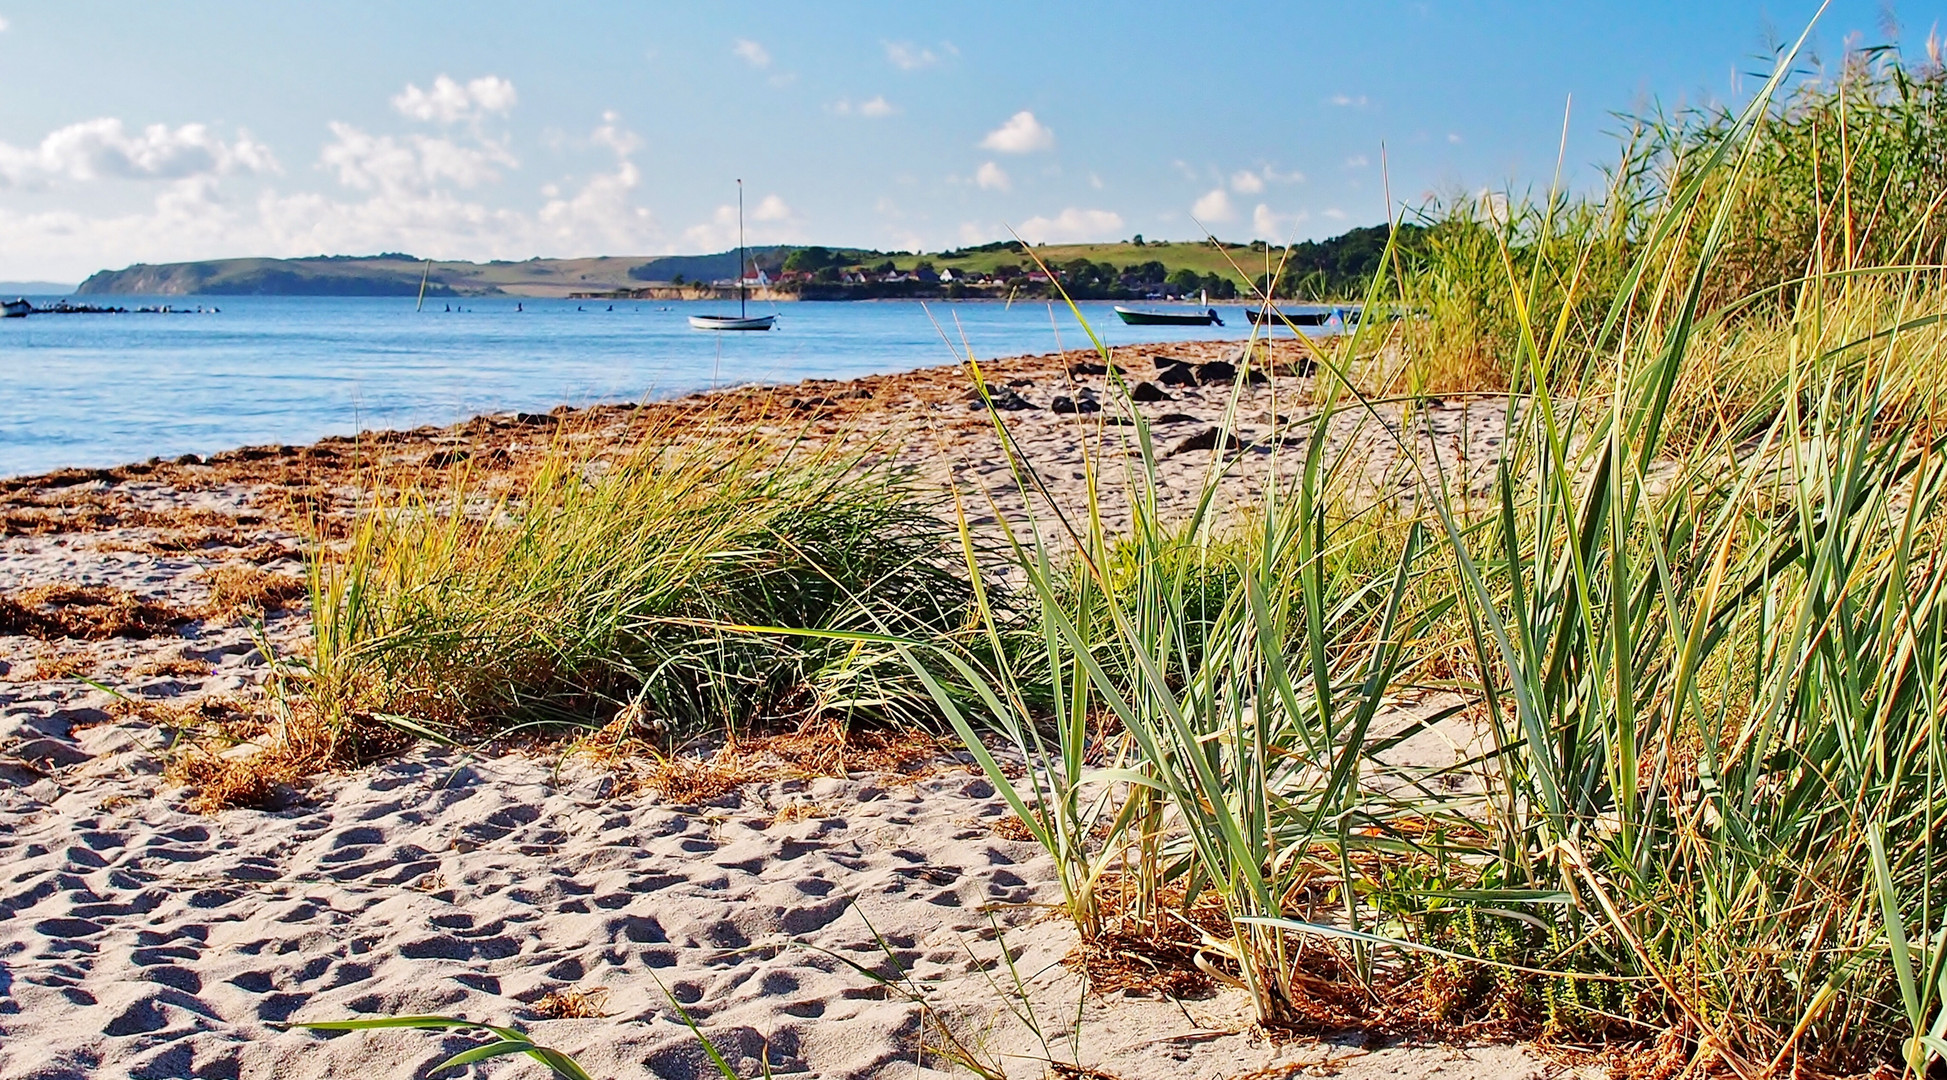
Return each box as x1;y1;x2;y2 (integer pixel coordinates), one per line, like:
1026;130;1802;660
690;179;777;332
688;313;776;331
2;298;32;318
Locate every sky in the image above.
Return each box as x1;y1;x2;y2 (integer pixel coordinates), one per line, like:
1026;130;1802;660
0;1;1940;282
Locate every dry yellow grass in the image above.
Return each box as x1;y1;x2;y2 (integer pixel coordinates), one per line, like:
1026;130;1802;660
16;650;95;682
769;802;833;826
202;564;306;618
618;719;950;802
0;584;190;640
166;746;304;814
131;656;212;679
532;988;609;1020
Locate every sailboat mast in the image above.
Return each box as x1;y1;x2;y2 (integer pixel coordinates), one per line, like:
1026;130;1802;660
737;179;747;319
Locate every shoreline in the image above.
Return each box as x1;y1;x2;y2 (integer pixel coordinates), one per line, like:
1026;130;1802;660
0;302;1279;483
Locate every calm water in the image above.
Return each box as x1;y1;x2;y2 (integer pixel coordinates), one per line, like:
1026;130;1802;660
0;295;1275;479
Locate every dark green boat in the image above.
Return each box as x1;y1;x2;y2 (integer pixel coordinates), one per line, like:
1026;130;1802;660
1113;305;1224;327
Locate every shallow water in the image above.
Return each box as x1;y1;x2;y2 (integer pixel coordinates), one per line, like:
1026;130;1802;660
0;296;1295;478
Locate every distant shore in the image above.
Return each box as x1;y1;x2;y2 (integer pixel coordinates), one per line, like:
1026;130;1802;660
71;228;1400;302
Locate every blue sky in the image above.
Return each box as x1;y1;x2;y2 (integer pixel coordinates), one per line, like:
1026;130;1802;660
0;1;1938;280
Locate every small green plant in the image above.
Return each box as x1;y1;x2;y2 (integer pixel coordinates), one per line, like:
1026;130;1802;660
284;1015;595;1080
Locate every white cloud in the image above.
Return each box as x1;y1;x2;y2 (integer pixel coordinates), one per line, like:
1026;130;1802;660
1014;207;1123;244
1191;188;1235;222
751;194;791;221
1252;204;1306;238
682;207;741;252
1345;155;1369;168
0;118;278;188
533;114;656;253
391;75;518;124
1262;164;1305;184
883;41;939;70
980;110;1054;154
732;38;771;68
0;159;654;280
1329;93;1369;107
0;112;668;279
1323;207;1348;220
1229;169;1264;194
320;122;516;192
974;161;1011;192
832;97;894;118
536;159;657;254
1448;132;1463;144
0;16;9;32
590;110;642;157
682;192;797;250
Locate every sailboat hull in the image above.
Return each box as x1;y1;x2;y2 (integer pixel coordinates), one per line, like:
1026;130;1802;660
688;314;776;331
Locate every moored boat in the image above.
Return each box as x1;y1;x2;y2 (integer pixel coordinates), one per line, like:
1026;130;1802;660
1246;305;1366;330
687;313;777;331
1245;306;1331;327
2;298;32;318
1113;305;1224;326
690;179;777;332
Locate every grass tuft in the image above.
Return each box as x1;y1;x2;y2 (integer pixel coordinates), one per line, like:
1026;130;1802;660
297;419;974;746
202;564;306;619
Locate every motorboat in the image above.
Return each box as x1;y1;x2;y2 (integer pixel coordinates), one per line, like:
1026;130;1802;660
1245;305;1359;330
1113;306;1223;326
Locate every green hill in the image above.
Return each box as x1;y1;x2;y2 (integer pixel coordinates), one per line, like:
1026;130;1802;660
906;225;1416;297
77;254;651;298
73;224;1408;300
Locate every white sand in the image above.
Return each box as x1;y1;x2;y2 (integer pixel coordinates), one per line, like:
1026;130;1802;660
0;743;1558;1079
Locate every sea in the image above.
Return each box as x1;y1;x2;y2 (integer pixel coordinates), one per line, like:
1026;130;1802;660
0;295;1287;479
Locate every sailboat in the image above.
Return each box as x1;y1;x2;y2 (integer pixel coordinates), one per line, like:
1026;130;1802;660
689;179;777;332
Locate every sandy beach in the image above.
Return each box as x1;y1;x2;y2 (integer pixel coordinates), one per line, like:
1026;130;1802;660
1;341;1557;1079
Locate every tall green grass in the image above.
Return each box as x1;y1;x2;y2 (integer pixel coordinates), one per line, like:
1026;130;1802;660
866;19;1947;1070
300;424;972;744
1384;35;1947;406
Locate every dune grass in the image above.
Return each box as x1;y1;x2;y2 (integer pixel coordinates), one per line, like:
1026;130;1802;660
834;23;1947;1073
1367;37;1947;412
294;421;973;751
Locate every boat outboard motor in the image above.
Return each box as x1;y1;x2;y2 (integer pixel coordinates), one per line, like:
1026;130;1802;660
1208;308;1224;326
